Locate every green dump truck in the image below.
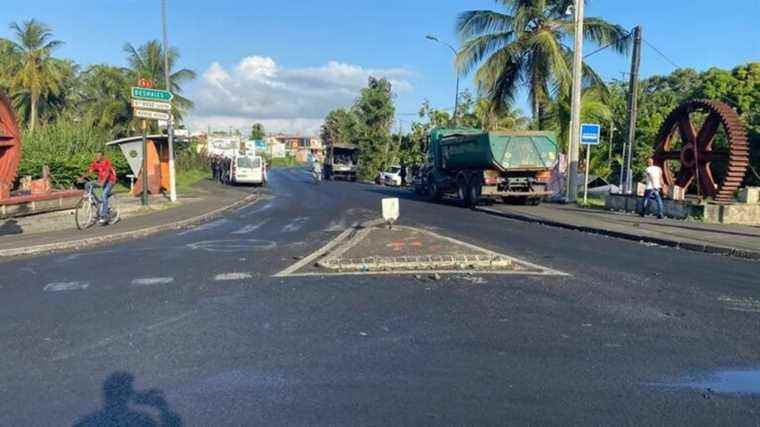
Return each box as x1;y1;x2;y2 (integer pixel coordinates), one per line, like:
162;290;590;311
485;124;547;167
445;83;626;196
413;128;558;207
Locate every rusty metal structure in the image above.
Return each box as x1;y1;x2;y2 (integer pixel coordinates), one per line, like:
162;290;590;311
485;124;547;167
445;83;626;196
652;99;749;203
0;91;21;199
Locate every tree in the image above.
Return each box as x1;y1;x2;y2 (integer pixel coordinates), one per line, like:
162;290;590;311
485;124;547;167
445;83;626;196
352;77;395;180
250;123;265;140
455;0;629;126
76;65;133;137
5;19;65;131
123;40;196;123
321;109;358;148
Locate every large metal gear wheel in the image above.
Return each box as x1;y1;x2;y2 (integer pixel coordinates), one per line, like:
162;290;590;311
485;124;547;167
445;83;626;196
652;99;749;203
0;91;22;197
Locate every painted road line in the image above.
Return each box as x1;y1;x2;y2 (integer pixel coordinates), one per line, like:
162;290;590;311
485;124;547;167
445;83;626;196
187;239;277;253
281;217;309;233
273;227;355;277
280;269;569;278
44;281;90;292
214;272;254;281
240;201;274;218
131;277;175;286
50;310;196;362
177;219;230;236
231;219;270;235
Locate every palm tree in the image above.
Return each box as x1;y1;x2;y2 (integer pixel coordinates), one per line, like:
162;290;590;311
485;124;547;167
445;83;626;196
123;40;196;122
456;0;629;127
545;86;611;152
6;19;65;131
76;65;133;136
473;98;530;131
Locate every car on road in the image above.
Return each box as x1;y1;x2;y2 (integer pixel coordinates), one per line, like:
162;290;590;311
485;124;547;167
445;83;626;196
231;154;267;186
376;166;402;186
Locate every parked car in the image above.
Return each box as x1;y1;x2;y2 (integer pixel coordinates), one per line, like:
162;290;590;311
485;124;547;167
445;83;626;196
383;166;403;186
376;166;402;186
231;154;267;186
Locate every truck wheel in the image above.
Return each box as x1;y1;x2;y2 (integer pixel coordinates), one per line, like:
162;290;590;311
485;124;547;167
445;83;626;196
457;179;471;208
427;180;442;202
468;181;481;208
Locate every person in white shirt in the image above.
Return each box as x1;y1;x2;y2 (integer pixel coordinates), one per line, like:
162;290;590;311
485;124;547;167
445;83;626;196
640;158;664;219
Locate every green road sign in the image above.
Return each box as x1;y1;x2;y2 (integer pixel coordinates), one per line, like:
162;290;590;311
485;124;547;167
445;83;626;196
131;87;174;102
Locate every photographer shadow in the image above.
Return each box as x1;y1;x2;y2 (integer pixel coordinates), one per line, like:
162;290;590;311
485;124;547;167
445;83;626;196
73;372;182;427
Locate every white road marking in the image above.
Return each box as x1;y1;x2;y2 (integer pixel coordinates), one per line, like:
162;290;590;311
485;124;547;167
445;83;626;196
131;277;174;286
214;272;253;281
50;310;196;361
240;202;273;218
281;217;309;233
273;227;356;277
177;219;229;236
231;219;270;235
187;239;277;253
44;281;90;292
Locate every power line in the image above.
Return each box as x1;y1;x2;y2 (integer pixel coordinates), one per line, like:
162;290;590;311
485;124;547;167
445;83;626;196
643;38;681;69
583;30;633;59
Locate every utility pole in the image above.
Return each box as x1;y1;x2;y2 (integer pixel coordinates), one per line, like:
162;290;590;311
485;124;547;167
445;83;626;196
141;119;148;206
608;122;616;168
624;26;642;194
161;0;177;203
565;0;585;203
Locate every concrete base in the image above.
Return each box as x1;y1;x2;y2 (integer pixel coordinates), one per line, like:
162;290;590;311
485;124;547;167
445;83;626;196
704;203;760;225
604;194;698;220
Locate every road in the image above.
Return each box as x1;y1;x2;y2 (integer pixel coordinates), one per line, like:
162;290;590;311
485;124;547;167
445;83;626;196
1;167;759;425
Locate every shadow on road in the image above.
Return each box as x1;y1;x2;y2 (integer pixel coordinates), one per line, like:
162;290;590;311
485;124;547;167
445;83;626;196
73;372;182;427
0;219;22;236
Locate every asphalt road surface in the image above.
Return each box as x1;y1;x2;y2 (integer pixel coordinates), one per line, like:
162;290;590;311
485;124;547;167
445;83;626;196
1;167;759;425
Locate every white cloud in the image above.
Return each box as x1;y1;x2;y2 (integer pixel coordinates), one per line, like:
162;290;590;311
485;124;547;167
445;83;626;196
187;56;414;135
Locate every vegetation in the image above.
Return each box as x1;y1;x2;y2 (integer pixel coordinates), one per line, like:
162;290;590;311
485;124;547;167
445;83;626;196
0;19;196;189
321;77;396;181
455;0;629;127
250;123;265;140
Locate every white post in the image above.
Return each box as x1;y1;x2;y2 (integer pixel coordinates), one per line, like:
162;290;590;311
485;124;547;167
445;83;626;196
565;0;585;203
162;0;177;202
583;143;591;204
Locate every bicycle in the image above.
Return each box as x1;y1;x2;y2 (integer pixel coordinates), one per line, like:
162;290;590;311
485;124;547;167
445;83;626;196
75;179;120;230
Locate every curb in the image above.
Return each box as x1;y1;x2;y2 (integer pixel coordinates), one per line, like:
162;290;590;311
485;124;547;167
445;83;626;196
475;206;760;261
0;193;258;259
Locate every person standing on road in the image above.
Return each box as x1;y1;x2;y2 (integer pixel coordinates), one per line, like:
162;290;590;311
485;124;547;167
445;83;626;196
81;152;117;225
400;162;407;186
640;158;664;219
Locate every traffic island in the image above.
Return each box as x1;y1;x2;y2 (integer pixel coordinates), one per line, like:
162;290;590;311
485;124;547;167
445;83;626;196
276;220;566;277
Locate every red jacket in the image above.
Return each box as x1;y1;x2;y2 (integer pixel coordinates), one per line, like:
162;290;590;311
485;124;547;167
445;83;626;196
89;160;117;184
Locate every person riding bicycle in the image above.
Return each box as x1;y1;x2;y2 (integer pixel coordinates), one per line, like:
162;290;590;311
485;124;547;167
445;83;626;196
311;152;323;180
80;152;117;225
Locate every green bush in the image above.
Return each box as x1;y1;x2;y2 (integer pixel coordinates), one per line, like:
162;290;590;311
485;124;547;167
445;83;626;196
17;121;129;189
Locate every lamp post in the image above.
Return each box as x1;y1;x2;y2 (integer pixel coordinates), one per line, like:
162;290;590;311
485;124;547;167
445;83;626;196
426;35;460;125
565;0;585;203
161;0;177;203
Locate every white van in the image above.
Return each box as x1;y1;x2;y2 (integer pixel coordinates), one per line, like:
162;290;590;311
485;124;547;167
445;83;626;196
231;154;267;186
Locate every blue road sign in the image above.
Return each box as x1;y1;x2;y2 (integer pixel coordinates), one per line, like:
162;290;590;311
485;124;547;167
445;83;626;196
581;123;601;145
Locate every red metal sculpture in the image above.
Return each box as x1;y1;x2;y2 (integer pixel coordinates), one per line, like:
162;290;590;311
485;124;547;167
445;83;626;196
0;91;22;199
652;100;749;203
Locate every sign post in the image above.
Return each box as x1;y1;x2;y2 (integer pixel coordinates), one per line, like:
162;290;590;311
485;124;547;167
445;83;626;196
130;80;173;207
141;120;148;206
580;123;601;205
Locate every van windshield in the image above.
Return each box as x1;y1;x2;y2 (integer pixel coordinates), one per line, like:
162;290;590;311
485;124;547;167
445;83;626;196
237;157;261;169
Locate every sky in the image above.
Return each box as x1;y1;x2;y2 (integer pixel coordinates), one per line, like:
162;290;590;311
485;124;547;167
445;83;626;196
2;0;759;136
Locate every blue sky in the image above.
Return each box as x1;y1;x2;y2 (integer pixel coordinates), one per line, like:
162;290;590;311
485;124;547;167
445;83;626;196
2;0;759;135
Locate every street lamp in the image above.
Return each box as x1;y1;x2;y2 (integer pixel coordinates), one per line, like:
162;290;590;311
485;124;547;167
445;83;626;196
565;0;585;203
162;0;177;203
426;35;460;125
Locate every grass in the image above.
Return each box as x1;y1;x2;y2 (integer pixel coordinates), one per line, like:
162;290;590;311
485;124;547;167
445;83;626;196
576;194;607;210
176;168;211;193
269;156;299;168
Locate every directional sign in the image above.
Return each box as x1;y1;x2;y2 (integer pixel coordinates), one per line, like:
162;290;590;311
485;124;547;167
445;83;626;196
580;123;601;145
134;108;171;121
131;87;173;102
132;99;172;111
